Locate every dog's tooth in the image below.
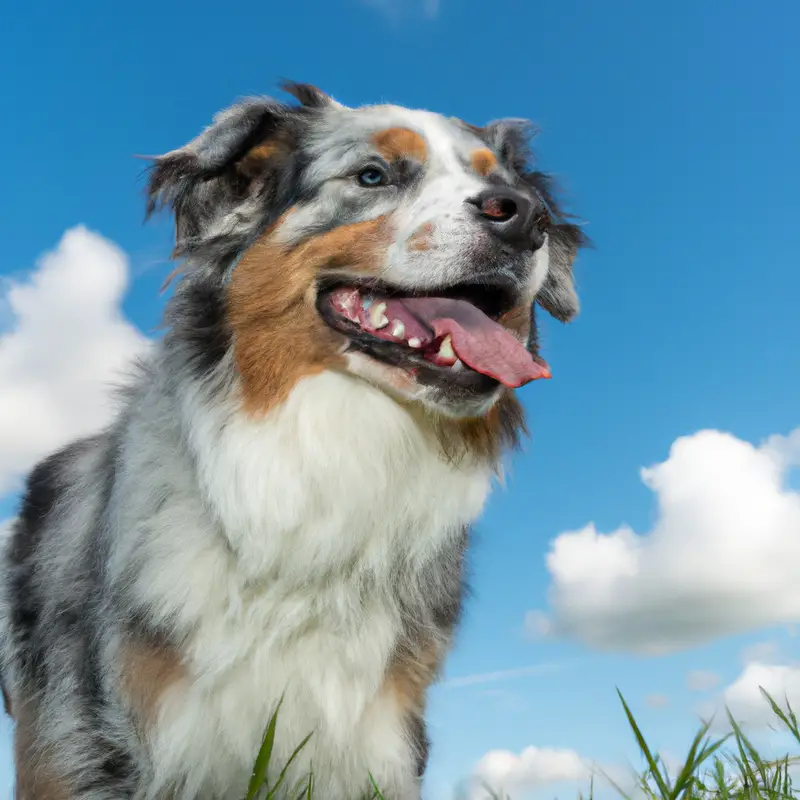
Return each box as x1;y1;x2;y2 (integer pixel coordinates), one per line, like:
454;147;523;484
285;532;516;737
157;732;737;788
391;319;405;338
343;303;360;323
438;335;455;360
452;358;464;371
408;337;423;348
362;297;373;310
335;290;361;323
369;302;389;329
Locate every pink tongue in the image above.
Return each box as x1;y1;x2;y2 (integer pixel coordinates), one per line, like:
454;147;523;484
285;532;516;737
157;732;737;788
399;297;551;388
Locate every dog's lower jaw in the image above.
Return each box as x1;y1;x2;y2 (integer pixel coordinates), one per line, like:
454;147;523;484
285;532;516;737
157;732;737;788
344;350;505;420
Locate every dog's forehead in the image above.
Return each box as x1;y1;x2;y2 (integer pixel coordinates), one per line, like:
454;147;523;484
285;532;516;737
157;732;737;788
364;104;481;159
307;103;487;170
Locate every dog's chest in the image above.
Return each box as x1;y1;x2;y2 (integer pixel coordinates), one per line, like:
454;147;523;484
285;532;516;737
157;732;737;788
148;372;493;797
187;371;493;579
153;572;414;798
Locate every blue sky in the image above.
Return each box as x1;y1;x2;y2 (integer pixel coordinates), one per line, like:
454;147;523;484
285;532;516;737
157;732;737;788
1;0;799;797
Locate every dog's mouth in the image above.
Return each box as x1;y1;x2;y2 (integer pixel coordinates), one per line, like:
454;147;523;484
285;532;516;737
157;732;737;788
317;278;551;389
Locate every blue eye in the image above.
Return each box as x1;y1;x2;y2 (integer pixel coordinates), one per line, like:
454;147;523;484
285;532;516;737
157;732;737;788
357;168;387;187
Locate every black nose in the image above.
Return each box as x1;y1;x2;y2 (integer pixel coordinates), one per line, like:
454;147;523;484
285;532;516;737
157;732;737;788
466;188;546;249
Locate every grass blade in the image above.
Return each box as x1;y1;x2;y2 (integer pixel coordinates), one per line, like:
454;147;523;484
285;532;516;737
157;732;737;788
761;687;800;744
368;773;386;800
245;695;285;800
305;769;314;800
617;689;672;799
727;707;762;793
266;731;314;799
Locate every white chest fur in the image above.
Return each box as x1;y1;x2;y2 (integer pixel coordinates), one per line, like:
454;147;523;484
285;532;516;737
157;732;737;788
141;371;494;798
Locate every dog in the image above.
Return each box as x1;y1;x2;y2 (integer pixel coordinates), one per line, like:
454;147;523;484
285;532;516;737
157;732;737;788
0;82;586;799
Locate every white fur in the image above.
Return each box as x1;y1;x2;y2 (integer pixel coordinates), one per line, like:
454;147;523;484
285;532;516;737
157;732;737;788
529;236;551;299
125;369;493;799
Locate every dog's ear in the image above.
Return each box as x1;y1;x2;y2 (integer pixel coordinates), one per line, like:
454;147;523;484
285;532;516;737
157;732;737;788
482;118;589;323
534;216;585;323
279;80;341;109
146;87;331;262
482;117;536;176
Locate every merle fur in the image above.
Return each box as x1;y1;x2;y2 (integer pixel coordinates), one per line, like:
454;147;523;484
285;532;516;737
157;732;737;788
0;82;584;800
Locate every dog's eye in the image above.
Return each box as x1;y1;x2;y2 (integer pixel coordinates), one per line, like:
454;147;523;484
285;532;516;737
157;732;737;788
357;168;388;187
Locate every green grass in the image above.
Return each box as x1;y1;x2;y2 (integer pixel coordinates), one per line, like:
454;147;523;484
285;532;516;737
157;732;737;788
244;687;800;800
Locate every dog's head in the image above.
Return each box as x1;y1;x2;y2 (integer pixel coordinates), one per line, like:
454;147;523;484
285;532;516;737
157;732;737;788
148;83;587;419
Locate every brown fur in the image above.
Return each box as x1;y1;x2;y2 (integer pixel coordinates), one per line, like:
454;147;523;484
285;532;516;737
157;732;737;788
437;392;526;463
498;305;532;341
246;142;279;162
372;128;428;164
13;698;70;800
395;389;525;466
384;637;443;721
228;214;394;414
470;147;497;177
119;639;187;727
406;222;434;252
238;137;292;179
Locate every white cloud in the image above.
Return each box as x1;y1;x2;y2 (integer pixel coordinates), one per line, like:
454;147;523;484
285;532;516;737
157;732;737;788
0;226;148;493
645;693;669;709
469;746;594;798
533;428;800;654
740;640;780;666
721;662;800;729
687;671;721;692
523;610;551;639
763;428;800;469
441;662;563;689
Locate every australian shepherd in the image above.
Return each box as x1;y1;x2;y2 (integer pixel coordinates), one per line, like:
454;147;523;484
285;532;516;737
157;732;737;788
0;83;586;799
